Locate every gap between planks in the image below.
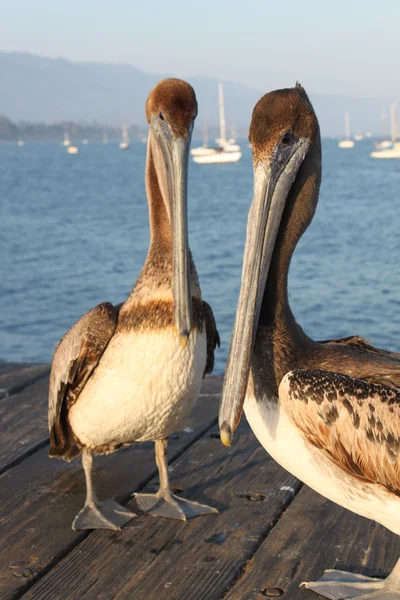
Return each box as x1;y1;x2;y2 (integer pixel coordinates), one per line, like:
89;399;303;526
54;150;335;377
0;363;50;400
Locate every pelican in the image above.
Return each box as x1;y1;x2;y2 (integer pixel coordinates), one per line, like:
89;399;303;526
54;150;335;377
219;84;400;599
49;78;219;531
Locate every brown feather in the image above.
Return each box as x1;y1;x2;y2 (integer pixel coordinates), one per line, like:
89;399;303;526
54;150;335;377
48;302;118;460
282;369;400;495
202;300;220;376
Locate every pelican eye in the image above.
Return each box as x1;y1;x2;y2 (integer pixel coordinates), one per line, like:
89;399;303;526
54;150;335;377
281;131;293;145
159;111;165;121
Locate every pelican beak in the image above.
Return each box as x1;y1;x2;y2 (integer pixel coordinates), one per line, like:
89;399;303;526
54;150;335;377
219;136;310;446
149;117;194;346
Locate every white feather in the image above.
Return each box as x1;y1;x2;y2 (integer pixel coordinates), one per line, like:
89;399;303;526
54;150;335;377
69;329;206;447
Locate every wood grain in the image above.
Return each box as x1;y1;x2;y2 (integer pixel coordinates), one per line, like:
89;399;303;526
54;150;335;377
0;381;221;600
227;485;400;599
21;421;300;600
0;363;49;399
0;377;49;474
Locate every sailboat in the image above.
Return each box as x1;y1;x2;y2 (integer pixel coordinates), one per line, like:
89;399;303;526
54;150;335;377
371;102;400;158
374;107;395;151
63;129;78;153
338;113;354;148
119;124;130;150
67;145;79;154
192;83;242;164
62;130;71;147
103;132;108;144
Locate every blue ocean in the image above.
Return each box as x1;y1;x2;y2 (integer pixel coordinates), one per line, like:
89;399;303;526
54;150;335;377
1;139;400;373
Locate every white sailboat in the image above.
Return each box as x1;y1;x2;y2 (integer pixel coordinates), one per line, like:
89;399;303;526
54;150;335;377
67;145;79;154
374;108;394;150
62;130;71;147
371;103;400;158
338;113;354;148
192;83;242;164
17;139;24;147
103;132;108;144
63;129;78;153
119;124;130;150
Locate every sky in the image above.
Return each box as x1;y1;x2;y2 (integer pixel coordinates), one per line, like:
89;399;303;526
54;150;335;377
1;0;400;98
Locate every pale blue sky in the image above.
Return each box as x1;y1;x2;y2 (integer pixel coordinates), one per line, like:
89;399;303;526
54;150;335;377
1;0;400;97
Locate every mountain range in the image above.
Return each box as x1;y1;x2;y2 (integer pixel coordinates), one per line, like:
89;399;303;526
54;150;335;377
0;51;394;137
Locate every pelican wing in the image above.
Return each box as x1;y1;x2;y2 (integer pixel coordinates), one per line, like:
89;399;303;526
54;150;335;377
280;369;400;494
319;336;400;389
202;301;220;376
48;302;118;452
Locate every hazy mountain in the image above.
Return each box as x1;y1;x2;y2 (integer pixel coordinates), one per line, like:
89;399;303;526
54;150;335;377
0;51;393;137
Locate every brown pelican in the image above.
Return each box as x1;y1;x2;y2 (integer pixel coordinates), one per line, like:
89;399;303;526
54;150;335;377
219;84;400;599
49;78;219;531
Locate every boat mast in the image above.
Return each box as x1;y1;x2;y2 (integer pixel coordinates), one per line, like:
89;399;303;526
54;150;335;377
344;112;351;140
218;82;226;144
390;102;398;143
122;124;129;143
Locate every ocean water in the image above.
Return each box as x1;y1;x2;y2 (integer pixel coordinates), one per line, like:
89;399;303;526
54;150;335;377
1;139;400;374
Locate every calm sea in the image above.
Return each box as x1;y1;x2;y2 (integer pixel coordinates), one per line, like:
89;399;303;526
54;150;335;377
1;139;400;373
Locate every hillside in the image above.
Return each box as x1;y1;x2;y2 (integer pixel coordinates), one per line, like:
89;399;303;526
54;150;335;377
0;52;392;136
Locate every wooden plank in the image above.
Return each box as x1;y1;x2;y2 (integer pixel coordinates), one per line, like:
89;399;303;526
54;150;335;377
21;421;300;600
0;381;221;600
0;377;49;475
0;363;28;375
0;363;50;399
226;485;400;599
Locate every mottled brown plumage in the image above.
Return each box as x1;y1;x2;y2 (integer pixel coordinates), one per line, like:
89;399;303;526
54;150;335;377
283;369;400;495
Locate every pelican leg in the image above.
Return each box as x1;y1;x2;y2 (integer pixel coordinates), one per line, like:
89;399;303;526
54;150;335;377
72;448;136;531
134;439;218;520
302;557;400;599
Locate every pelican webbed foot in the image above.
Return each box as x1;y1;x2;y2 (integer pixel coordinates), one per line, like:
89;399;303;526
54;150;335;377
302;559;400;599
72;498;136;531
135;490;218;520
134;439;218;521
72;448;136;531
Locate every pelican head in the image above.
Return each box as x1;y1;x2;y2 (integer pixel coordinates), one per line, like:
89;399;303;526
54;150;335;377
146;79;198;347
219;83;321;446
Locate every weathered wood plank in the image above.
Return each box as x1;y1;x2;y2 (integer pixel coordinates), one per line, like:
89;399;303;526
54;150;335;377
21;421;300;600
0;364;50;399
226;485;400;599
0;383;221;600
0;363;28;375
0;377;49;474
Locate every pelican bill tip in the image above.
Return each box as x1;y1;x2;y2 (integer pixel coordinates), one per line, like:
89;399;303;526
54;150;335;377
179;333;189;349
219;422;232;447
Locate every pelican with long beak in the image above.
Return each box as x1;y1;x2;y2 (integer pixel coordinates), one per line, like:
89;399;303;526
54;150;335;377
49;78;219;530
219;84;400;599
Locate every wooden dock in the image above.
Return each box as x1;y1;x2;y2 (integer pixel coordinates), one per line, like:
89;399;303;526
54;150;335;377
0;362;399;600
